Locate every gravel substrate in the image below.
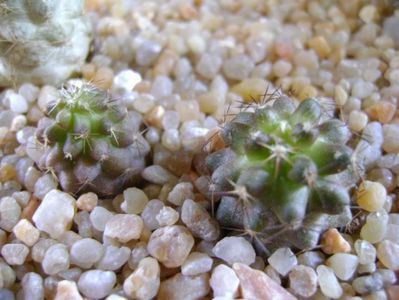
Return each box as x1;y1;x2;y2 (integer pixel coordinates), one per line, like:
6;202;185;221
1;0;399;299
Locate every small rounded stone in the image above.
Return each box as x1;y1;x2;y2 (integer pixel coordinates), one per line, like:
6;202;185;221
78;270;116;299
288;265;317;298
213;237;256;266
104;214;143;243
12;219;40;247
356;180;387;212
147;225;194;268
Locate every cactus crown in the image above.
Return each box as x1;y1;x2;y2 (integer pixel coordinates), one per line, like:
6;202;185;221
202;95;354;254
35;83;150;197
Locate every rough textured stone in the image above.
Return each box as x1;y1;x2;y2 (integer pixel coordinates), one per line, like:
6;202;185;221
181;199;220;241
77;270;116;299
32;190;76;239
213;237;256;266
123;257;160;300
158;273;210;300
210;264;239;298
104;214;143;243
55;280;83;300
233;263;297;300
147;225;194;268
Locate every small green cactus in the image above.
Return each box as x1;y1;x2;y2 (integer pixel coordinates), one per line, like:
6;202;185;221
34;83;150;197
199;95;355;255
0;0;91;87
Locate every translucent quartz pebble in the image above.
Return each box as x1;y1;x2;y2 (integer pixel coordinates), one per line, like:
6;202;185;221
316;265;343;299
354;239;377;264
360;210;388;244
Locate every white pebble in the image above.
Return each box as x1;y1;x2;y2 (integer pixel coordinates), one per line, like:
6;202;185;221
155;206;179;226
377;240;399;270
382;124;399;153
32;190;76;239
355;239;377;264
288;265;318;298
123;257;160;300
0;196;21;232
210;264;239;298
273;60;292;77
90;206;113;232
9;93;28;114
1;243;29;265
360;210;389;244
42;244;70;275
95;245;130;271
267;247;298;276
222;55;254;81
167;182;194;206
104;214;143;243
113;69;141;92
78;270;116;299
19;83;40;103
70;238;104;269
22;272;44;300
150;76;173;99
122;187;148;214
326;253;359;280
181;252;213;276
316;265;343;299
213;237;256;266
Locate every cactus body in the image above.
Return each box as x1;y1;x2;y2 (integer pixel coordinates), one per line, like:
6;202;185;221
200;96;355;255
0;0;91;87
34;83;150;197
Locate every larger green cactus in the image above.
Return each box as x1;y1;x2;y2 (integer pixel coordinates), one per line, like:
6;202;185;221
34;83;150;197
199;95;354;255
0;0;91;87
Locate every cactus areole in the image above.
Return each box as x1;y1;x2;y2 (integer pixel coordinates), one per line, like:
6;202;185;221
201;95;355;255
0;0;91;87
34;83;150;197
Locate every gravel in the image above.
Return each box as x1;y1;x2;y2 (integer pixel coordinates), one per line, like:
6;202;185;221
0;0;399;298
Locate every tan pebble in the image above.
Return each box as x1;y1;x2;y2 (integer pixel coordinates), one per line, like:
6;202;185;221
81;63;96;81
134;80;151;93
145;106;165;129
13;219;40;247
348;110;368;132
321;228;351;254
233;263;297;300
274;41;294;60
359;5;379;24
204;128;225;152
198;91;223;115
174;100;201;122
0;163;17;182
55;280;83;300
231;78;268;103
386;285;399;300
356;180;387;212
179;3;198;20
76;192;98;212
153;49;178;77
21;197;40;222
92;67;114;90
366;101;396;123
298;85;318;101
307;36;331;59
334;85;348;106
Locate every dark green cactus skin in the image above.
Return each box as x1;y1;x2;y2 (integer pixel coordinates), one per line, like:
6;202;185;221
200;96;354;255
35;83;150;197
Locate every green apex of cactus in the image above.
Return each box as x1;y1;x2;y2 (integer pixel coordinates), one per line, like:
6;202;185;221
34;83;150;197
201;95;356;255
